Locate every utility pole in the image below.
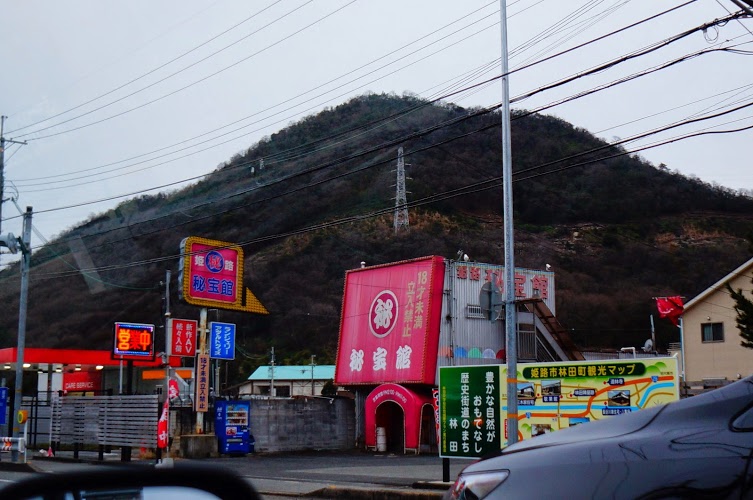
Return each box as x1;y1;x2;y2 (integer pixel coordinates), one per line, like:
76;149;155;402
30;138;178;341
498;0;519;446
310;354;316;396
393;147;409;234
10;207;31;463
195;308;208;434
163;270;171;459
0;116;27;236
269;347;275;397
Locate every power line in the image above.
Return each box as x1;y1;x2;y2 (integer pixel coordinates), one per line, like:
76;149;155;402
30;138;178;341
10;7;502;189
9;3;501;187
13;1;356;141
13;106;753;282
7;0;704;200
6;0;288;135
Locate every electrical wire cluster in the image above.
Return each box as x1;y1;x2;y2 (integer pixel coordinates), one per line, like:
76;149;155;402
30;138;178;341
0;0;751;299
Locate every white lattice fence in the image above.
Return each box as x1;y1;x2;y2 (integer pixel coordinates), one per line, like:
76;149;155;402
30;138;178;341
52;395;159;448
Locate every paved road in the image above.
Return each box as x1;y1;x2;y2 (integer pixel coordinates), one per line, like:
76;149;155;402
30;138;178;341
0;450;468;499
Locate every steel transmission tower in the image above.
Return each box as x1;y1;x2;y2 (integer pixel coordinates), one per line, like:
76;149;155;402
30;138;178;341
393;147;409;234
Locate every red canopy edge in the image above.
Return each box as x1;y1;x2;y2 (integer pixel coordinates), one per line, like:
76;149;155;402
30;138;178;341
0;348;182;367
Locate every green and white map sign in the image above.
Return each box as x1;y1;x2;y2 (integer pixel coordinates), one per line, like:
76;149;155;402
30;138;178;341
440;357;679;459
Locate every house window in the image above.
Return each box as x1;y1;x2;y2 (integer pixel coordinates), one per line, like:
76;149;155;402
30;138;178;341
701;323;724;342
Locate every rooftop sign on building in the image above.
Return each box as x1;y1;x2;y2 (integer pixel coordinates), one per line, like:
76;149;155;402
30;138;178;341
335;256;445;386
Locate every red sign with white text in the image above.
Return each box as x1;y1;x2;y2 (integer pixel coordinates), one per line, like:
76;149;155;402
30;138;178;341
170;319;197;357
335;256;445;385
63;371;102;393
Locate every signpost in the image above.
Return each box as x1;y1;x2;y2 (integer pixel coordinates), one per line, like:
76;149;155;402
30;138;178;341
177;236;268;433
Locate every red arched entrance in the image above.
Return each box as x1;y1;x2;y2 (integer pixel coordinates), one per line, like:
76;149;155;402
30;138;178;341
365;383;433;454
375;400;404;453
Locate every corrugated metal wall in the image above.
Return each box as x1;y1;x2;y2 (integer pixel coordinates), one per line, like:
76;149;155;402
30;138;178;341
436;261;557;380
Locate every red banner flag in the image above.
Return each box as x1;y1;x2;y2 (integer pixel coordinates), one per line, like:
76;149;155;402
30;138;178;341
157;399;169;449
656;296;684;326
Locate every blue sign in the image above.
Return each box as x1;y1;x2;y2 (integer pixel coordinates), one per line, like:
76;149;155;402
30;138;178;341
209;322;236;360
0;387;7;425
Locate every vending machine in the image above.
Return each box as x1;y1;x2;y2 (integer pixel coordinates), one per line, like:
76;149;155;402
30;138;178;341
214;400;253;454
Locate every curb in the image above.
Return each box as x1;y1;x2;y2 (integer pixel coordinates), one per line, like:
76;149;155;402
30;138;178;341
308;486;444;499
0;460;37;473
29;456;156;470
413;481;453;490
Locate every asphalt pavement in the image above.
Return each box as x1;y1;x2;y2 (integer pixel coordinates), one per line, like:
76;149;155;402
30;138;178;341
0;449;468;499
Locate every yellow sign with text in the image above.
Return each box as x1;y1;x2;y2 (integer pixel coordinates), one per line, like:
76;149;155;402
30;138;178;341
501;357;679;445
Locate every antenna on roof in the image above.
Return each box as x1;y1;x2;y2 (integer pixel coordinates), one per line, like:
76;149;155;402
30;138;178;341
642;338;654;353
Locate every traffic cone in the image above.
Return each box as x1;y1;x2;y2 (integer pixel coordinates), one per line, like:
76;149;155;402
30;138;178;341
47;446;54;458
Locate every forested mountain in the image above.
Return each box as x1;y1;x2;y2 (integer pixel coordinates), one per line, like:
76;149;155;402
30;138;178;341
1;93;751;388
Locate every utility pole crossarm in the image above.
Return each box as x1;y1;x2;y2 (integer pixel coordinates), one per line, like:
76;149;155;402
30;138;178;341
0;116;29;236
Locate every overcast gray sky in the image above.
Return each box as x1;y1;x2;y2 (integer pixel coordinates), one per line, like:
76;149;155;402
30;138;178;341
1;0;751;260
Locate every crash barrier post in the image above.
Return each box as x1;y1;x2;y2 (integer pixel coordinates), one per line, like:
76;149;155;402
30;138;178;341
0;437;27;454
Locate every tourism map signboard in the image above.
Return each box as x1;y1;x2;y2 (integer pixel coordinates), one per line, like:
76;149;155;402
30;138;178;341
440;357;680;459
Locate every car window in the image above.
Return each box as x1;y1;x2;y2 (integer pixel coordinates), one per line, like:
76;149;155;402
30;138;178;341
732;405;753;430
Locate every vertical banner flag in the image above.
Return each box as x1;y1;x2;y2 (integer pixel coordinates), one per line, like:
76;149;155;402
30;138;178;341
656;296;684;326
157;398;169;449
168;379;180;400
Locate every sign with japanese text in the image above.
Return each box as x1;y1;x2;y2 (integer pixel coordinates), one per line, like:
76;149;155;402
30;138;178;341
178;236;244;311
334;256;445;385
209;321;236;360
500;357;679;445
195;354;210;413
63;371;102;393
441;358;679;458
452;262;556;314
112;322;155;360
170;318;197;357
157;398;169;448
439;365;502;459
0;387;7;425
168;379;180;400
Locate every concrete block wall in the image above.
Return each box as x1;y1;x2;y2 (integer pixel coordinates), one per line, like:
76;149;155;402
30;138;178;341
250;397;355;453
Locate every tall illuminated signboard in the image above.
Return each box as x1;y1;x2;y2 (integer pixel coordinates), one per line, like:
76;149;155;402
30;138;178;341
179;236;244;311
113;322;155;361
